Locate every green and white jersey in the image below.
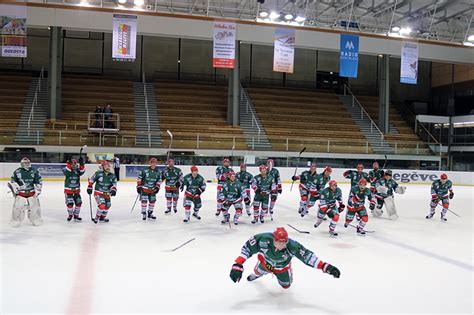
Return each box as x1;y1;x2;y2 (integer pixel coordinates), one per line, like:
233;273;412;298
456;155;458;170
88;170;117;194
267;168;281;190
237;233;320;271
63;164;85;193
11;167;42;194
369;169;384;187
320;187;343;209
344;170;370;188
348;186;374;208
236;171;253;189
251;174;275;195
431;179;453;197
222;180;244;202
375;178;399;197
314;173;331;191
298;170;318;190
161;166;183;188
216;166;234;185
183;173;206;196
137;167;162;191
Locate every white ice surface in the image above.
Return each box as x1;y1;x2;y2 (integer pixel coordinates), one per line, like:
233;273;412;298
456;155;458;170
1;182;473;315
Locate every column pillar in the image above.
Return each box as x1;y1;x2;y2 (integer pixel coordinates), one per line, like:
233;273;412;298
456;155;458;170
48;26;63;120
227;41;240;126
378;54;390;133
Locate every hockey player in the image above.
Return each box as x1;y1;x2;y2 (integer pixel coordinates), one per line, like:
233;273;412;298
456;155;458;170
373;170;406;218
215;158;234;216
345;178;376;236
426;173;454;222
236;163;253;216
221;171;245;225
369;161;384;193
306;166;333;214
229;227;340;289
291;162;318;216
8;157;43;227
87;160;117;224
344;163;370;189
62;157;85;222
161;159;183;214
314;180;345;237
181;165;206;223
267;159;282;215
250;165;276;224
137;158;161;221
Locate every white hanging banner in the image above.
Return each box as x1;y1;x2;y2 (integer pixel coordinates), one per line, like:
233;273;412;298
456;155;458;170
213;21;236;68
1;4;27;58
112;14;137;61
273;27;295;73
400;41;418;84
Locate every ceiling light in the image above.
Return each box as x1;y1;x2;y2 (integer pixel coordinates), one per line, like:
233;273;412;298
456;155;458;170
399;27;412;35
467;34;474;42
269;12;280;20
259;11;268;18
80;0;88;5
391;26;400;32
118;0;127;4
295;16;305;22
134;0;144;6
462;41;474;46
284;14;293;20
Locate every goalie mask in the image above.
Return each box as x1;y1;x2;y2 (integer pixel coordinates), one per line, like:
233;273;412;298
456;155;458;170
20;157;31;170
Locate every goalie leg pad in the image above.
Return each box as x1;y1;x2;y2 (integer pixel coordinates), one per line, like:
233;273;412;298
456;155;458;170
384;196;398;220
11;196;27;227
27;196;43;226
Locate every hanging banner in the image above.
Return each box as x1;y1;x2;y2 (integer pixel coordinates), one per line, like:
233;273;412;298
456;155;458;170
1;4;27;58
339;34;359;78
273;28;295;73
400;41;418;84
112;14;137;61
213;21;236;68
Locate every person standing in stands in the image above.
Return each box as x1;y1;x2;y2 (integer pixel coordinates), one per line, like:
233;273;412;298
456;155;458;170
113;155;121;181
104;104;114;128
94;105;103;128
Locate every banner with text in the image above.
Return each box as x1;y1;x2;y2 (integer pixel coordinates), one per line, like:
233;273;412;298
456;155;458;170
339;34;359;78
273;28;295;73
213;21;236;68
400;41;418;84
1;4;27;58
112;14;137;61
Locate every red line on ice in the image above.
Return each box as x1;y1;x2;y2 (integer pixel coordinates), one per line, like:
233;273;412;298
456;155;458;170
66;229;99;315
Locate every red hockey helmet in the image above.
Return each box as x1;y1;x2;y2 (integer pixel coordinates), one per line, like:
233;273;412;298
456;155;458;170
240;163;247;170
167;159;175;166
440;173;448;180
259;164;267;172
223;158;230;163
359;178;368;185
267;159;274;166
273;227;288;243
190;165;198;172
324;166;332;174
328;180;337;188
229;171;236;178
149;157;158;164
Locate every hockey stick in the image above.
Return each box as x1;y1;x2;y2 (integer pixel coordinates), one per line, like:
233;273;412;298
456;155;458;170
171;237;196;252
290;147;306;192
381;154;388;170
287;224;310;234
79;145;87;158
437;200;461;217
166;130;173;162
231;143;235;167
348;223;375;233
130;193;141;214
89;194;94;222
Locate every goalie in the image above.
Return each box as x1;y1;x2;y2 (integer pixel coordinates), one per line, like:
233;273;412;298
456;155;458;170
373;170;406;220
8;157;43;227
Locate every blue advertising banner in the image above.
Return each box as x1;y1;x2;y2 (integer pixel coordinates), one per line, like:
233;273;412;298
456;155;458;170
32;163;64;178
125;165;165;178
339;34;359;78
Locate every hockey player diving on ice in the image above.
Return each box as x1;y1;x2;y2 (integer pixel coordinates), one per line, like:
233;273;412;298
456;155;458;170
229;227;340;289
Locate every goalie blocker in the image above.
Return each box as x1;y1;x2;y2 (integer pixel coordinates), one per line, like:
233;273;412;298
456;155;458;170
373;170;406;220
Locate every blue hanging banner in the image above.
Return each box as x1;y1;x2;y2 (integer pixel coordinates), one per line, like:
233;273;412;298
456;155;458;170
339;34;359;78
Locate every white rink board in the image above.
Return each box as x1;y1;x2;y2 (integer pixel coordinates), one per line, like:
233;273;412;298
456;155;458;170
1;163;473;185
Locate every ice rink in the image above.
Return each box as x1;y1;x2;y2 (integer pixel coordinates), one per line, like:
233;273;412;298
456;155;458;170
1;181;473;314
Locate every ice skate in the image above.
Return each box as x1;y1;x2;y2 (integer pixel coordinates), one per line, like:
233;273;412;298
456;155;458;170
440;214;447;222
426;212;435;219
192;211;201;220
147;211;156;220
67;215;73;222
357;226;366;236
329;230;338;237
165;209;171;214
247;273;262;282
73;215;82;222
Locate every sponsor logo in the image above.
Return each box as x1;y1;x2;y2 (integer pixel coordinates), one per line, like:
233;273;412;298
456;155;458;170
345;40;354;50
392;172;438;183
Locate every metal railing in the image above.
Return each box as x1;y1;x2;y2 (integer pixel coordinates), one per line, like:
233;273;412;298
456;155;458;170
87;112;120;132
343;84;384;145
240;85;262;143
27;67;44;135
142;72;152;148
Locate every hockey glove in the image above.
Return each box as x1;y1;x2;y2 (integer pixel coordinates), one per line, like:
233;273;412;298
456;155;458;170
321;262;340;278
78;157;85;165
278;188;282;194
111;190;117;197
180;185;184;192
87;186;93;195
175;182;181;189
291;175;298;181
229;263;244;283
136;186;142;194
338;203;345;213
369;203;375;211
449;191;454;199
